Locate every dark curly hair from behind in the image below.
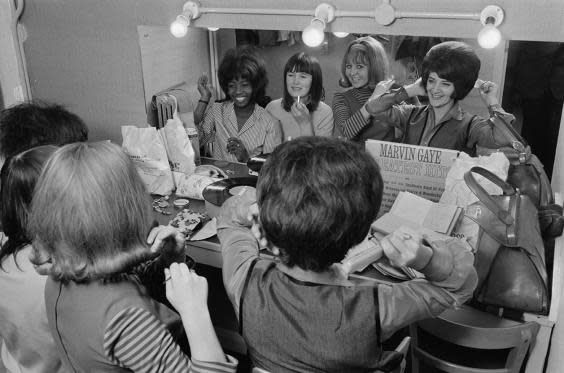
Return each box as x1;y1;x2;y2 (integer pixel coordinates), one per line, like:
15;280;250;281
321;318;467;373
218;46;268;105
257;136;383;272
0;101;88;159
421;41;480;101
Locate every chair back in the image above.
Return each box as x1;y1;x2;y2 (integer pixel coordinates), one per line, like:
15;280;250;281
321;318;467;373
410;306;540;373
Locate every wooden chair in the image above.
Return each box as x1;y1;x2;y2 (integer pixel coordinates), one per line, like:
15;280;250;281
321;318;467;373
251;336;411;373
410;306;540;373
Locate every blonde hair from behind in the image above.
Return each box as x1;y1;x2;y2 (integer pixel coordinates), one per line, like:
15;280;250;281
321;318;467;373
28;141;154;282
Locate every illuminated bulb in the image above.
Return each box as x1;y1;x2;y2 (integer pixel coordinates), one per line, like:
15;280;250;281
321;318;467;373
302;18;325;47
477;24;501;49
332;32;349;38
170;15;190;38
207;27;220;31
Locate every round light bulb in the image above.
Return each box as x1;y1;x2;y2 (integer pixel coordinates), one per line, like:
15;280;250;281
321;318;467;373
302;19;325;47
170;15;189;38
332;32;349;38
207;27;220;32
477;24;501;49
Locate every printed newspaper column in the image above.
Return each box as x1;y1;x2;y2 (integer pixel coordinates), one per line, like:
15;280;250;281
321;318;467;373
365;139;459;215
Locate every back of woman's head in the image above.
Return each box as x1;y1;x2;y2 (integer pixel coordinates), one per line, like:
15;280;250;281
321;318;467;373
257;136;383;272
339;36;390;89
282;52;324;112
28;141;154;282
218;46;268;103
421;41;481;101
0;145;58;267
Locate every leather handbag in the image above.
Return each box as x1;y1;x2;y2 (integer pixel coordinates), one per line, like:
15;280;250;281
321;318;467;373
477;114;564;239
464;166;549;314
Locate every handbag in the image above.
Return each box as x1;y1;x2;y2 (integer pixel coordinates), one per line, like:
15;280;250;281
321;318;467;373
464;166;549;314
477;114;564;239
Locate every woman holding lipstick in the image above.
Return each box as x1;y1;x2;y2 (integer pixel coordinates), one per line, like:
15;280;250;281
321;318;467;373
266;52;334;140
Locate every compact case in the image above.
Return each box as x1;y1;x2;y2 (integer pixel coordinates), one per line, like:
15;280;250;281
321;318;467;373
202;177;257;218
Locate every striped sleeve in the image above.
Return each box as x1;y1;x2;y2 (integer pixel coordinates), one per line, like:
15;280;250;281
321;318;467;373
104;307;237;373
197;104;219;147
332;92;370;139
261;111;283;154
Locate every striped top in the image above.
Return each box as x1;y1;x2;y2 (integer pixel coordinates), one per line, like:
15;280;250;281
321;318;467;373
104;307;237;372
45;277;237;373
198;101;282;161
332;86;373;139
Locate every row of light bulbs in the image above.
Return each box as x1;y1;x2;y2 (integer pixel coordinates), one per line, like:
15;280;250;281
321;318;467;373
170;2;504;49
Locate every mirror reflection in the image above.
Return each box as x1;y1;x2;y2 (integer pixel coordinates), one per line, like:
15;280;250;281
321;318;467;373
141;28;563;176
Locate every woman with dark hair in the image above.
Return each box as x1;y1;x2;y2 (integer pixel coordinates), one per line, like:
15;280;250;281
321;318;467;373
218;136;477;372
195;47;281;162
0;145;64;373
360;41;516;155
28;142;237;372
266;52;333;139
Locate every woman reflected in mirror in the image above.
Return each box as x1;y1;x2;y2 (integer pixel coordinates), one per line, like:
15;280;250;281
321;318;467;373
194;46;282;163
361;41;516;156
332;36;399;142
265;52;333;140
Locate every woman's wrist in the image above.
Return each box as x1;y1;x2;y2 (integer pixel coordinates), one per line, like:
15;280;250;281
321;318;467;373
361;104;373;119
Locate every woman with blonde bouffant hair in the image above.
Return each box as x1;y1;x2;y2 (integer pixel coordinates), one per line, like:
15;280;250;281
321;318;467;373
29;141;237;372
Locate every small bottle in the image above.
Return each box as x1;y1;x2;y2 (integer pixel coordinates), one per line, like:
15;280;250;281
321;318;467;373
186;127;201;166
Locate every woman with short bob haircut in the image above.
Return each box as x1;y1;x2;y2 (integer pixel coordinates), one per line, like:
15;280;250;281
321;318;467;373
0;145;65;373
28;141;237;373
266;52;334;140
219;136;477;372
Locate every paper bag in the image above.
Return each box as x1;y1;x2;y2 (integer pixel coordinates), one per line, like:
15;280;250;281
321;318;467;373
161;113;197;185
440;152;509;249
121;125;174;196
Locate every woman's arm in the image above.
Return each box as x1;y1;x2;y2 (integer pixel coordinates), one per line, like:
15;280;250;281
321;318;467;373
467;81;516;149
313;103;334;137
166;262;230;364
104;306;237;373
261;111;283;153
194;74;212;125
377;229;478;341
332;92;371;139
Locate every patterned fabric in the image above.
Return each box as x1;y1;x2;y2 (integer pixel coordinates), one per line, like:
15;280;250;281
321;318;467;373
265;99;334;139
198;101;282;161
105;307;236;373
332;87;396;142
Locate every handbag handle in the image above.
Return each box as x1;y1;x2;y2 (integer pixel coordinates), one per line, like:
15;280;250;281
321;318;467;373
489;114;532;162
464;167;516;225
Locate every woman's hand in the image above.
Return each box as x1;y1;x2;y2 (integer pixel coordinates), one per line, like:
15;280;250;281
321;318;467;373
477;80;500;106
290;101;311;126
380;226;433;271
147;225;185;259
365;79;396;115
226;137;249;162
404;77;427;98
197;74;212;102
165;262;208;315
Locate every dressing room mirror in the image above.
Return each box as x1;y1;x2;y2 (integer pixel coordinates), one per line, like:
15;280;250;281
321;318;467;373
138;27;563;176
